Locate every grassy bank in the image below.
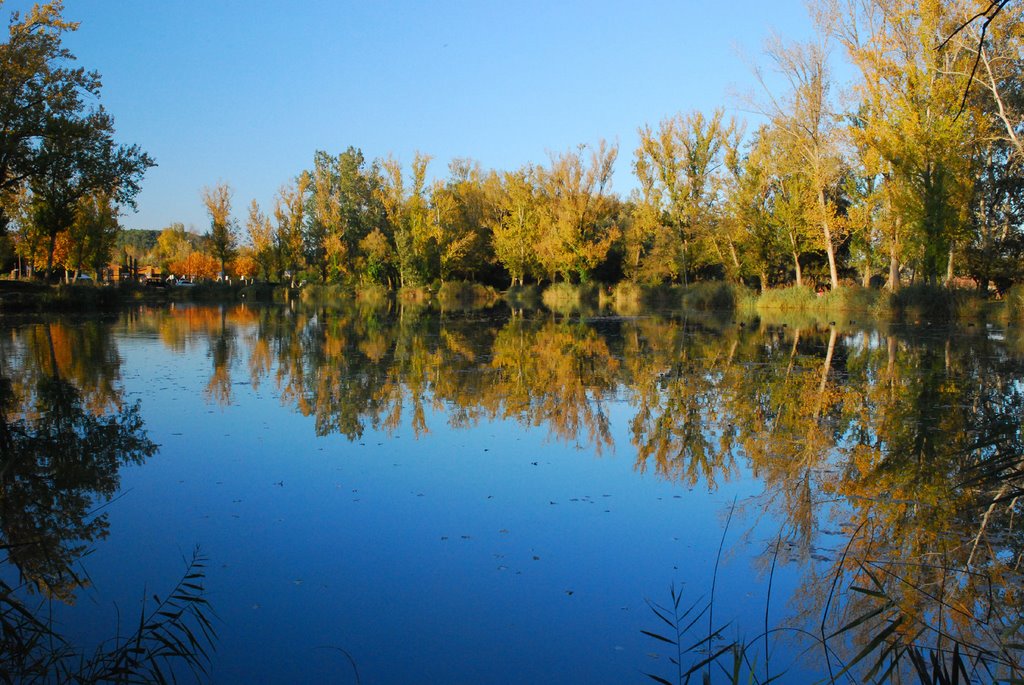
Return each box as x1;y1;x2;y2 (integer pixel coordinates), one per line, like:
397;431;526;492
0;280;159;312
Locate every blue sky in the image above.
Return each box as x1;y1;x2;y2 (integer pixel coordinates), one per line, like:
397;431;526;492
9;1;820;232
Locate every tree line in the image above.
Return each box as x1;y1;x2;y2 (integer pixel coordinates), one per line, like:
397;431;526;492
3;1;1024;293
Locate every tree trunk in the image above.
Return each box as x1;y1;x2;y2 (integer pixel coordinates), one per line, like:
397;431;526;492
819;188;839;290
728;240;741;283
680;238;688;287
945;246;954;286
45;233;57;280
862;260;871;288
793;252;803;288
887;248;900;292
982;45;1024;158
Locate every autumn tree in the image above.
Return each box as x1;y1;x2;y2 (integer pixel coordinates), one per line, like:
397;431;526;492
303;157;335;280
757;20;847;290
274;177;308;286
838;0;977;287
380;153;433;287
232;252;258;282
377;155;406;285
954;0;1024;159
723;126;791;289
245;199;275;280
429;159;494;283
155;223;193;272
492;166;542;286
635;110;737;283
358;227;395;286
201;182;236;278
535;140;619;283
951;2;1024;291
303;148;381;282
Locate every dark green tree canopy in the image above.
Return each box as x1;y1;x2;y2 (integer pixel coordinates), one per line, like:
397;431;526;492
0;0;153;274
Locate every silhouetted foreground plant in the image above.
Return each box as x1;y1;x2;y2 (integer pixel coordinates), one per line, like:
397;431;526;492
820;556;1024;685
641;584;742;685
0;546;216;684
644;531;1024;684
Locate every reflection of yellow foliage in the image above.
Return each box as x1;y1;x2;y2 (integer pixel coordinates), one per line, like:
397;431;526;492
359;332;389;362
225;305;258;327
16;323;122;417
9;305;1024;667
490;319;618;453
81;304;1024;667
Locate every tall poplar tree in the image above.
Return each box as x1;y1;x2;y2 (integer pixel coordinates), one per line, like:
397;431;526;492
201;182;236;278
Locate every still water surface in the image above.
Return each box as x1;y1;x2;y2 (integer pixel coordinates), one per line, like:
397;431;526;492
1;303;1022;683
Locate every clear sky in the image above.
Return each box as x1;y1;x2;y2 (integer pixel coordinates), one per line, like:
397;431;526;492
8;1;821;233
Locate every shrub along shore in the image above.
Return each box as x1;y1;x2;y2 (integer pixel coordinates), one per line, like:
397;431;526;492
2;277;1022;325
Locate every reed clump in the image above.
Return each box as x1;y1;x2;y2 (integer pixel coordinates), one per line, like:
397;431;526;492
437;280;500;310
541;282;601;314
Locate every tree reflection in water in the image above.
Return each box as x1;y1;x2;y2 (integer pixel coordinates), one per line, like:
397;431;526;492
0;320;213;682
7;304;1024;680
188;302;1021;679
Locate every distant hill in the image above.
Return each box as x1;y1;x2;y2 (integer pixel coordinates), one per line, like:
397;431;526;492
118;229;161;253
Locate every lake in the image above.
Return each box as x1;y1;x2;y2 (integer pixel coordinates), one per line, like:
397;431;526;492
1;302;1022;683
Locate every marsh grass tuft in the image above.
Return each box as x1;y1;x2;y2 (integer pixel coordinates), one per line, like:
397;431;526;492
645;517;1024;684
679;282;747;311
503;284;542;310
540;282;601;314
874;284;995;323
0;546;217;683
436;280;500;310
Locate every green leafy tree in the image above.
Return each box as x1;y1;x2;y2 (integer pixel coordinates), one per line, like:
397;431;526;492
29;112;152;279
0;2;94;234
67;189;118;277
